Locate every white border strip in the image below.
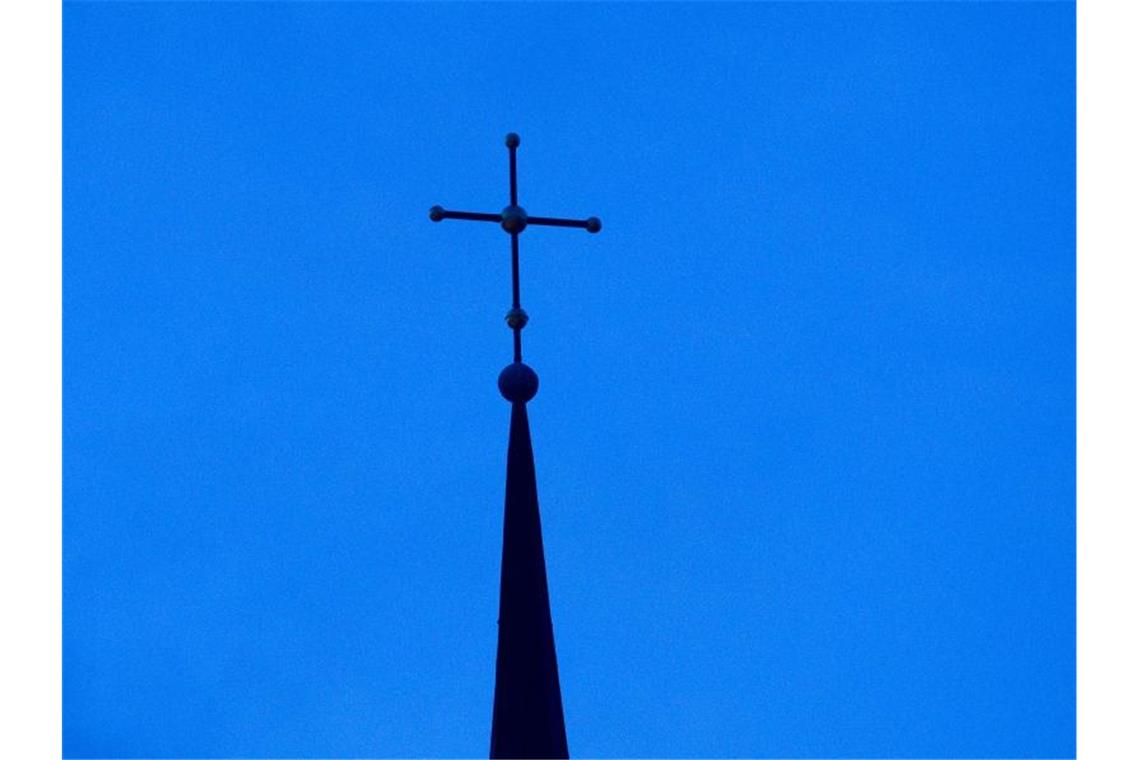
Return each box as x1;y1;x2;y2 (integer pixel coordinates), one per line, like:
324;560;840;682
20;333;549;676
1077;1;1140;759
0;0;62;758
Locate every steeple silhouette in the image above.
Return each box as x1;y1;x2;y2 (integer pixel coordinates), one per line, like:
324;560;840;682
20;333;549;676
490;394;568;758
430;133;601;758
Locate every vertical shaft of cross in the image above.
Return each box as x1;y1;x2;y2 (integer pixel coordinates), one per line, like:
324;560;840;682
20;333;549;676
511;234;522;363
509;139;518;207
508;139;522;362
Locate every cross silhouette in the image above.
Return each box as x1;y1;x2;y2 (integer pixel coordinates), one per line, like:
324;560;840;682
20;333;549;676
429;133;602;368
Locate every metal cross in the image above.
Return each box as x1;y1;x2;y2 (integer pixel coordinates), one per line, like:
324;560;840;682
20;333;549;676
429;133;601;366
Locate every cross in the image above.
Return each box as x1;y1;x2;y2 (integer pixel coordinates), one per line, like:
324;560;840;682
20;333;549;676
429;133;602;371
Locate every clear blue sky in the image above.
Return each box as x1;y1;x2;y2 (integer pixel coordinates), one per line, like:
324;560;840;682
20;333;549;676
63;2;1074;757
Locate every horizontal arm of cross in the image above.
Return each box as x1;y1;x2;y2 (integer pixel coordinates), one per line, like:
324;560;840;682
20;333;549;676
428;207;499;224
429;205;602;234
527;215;600;231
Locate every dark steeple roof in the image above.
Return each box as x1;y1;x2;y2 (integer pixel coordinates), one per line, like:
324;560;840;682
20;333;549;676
489;399;569;759
430;133;600;759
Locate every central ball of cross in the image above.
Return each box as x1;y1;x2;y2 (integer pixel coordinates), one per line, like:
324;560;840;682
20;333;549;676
500;205;528;234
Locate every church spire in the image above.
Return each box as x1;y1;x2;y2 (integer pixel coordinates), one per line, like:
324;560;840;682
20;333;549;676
489;397;568;758
430;133;601;758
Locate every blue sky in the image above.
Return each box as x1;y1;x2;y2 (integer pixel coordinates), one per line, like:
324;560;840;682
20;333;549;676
63;2;1074;757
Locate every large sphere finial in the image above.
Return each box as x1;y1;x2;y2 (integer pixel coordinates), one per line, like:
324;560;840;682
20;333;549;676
505;132;521;148
498;362;539;403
